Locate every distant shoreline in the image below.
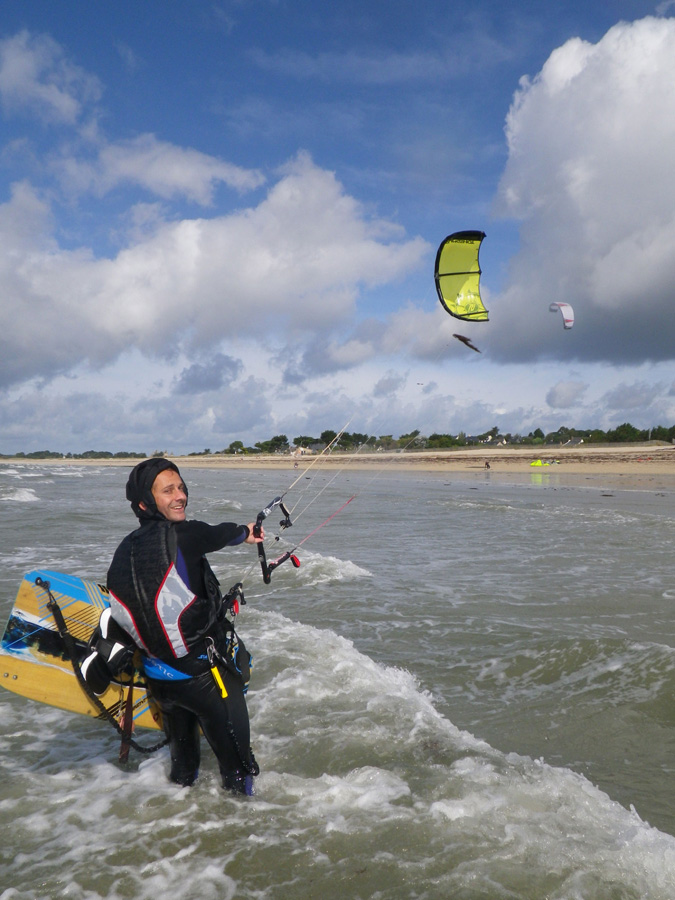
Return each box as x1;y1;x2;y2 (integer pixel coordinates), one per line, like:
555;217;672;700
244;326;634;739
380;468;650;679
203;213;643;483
4;444;675;492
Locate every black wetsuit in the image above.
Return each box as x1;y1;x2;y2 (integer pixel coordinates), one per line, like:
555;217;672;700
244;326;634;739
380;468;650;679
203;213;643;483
107;518;258;793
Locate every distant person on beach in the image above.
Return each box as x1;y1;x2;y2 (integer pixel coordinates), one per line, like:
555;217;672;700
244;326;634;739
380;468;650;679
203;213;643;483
485;461;490;469
100;458;263;794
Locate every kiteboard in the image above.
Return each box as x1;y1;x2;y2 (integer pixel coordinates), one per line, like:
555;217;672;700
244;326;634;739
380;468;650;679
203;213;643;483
0;570;161;731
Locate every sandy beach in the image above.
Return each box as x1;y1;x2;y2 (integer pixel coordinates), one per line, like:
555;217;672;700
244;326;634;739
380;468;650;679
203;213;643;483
5;443;675;491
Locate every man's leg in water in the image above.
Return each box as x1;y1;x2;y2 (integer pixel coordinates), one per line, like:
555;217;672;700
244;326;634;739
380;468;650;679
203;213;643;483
198;665;256;795
164;707;201;785
148;680;201;786
149;671;256;794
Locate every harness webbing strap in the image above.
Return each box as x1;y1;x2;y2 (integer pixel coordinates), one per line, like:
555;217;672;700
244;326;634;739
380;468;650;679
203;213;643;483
119;680;134;762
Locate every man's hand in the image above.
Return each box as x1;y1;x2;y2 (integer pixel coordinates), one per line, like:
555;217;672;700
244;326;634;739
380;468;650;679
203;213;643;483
244;522;264;543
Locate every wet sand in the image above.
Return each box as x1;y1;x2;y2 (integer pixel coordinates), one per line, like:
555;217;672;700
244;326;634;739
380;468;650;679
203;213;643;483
5;444;675;491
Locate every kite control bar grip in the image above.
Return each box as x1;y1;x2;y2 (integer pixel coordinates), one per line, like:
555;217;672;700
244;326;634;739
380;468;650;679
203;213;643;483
252;510;266;539
259;550;300;584
257;542;271;584
266;552;300;579
254;496;294;583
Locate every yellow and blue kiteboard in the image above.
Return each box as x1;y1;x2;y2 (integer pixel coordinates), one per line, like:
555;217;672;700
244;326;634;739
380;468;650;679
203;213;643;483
0;570;161;731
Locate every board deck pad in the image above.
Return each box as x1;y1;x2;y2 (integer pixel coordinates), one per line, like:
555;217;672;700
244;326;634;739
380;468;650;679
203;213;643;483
1;570;161;730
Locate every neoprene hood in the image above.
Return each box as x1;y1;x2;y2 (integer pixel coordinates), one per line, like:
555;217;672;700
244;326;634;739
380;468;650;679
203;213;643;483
125;458;188;520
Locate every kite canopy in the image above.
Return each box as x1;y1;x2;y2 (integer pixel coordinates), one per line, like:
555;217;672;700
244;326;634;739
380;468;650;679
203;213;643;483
434;231;488;322
453;333;481;353
549;301;574;329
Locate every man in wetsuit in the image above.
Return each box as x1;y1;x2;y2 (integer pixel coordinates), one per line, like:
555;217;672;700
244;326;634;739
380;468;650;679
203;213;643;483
105;457;264;795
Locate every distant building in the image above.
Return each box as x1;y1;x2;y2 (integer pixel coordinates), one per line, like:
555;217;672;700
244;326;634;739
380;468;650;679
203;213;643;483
292;446;313;457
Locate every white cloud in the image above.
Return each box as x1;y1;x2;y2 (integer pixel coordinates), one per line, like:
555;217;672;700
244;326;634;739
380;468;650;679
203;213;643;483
601;380;664;411
247;21;514;85
0;30;263;205
3;19;674;455
379;306;458;359
0;30;101;124
115;42;141;74
491;16;675;364
546;381;587;409
55;133;265;203
173;353;243;394
373;370;407;397
249;47;451;85
0;153;428;390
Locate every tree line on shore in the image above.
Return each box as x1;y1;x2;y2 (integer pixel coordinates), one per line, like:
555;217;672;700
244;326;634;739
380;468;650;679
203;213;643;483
3;421;674;460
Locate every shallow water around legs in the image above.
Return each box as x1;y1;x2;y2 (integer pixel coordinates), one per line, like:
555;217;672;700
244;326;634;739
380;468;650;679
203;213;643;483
2;463;675;899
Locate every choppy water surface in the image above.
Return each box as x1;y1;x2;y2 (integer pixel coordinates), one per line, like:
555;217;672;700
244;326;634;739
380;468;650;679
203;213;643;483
2;462;675;899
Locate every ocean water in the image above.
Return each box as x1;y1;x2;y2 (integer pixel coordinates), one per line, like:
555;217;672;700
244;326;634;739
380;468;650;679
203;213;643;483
1;461;675;899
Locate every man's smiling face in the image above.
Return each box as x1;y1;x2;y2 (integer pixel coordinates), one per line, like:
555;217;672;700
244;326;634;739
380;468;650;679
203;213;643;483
147;468;188;522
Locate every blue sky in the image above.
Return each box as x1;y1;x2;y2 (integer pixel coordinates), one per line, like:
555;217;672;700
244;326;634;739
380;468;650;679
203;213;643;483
1;0;674;454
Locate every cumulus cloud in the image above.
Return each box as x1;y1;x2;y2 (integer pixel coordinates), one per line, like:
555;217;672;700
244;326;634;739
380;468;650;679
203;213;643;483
7;18;673;454
54;133;265;203
1;29;264;206
546;380;587;409
373;370;407;397
282;332;378;384
0;30;101;124
601;380;663;411
278;298;482;384
0;152;427;390
491;16;675;365
0;389;135;451
0;370;279;453
379;306;459;359
173;353;243;394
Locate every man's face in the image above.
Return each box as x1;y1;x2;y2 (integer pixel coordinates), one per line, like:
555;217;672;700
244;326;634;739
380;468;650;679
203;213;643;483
148;469;187;522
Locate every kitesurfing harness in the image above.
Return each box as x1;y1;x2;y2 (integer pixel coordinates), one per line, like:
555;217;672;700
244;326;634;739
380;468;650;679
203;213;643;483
47;567;258;776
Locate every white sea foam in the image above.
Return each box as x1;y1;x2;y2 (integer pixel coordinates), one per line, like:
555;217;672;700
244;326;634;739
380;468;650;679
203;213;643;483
0;488;39;503
2;609;675;900
287;547;372;586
